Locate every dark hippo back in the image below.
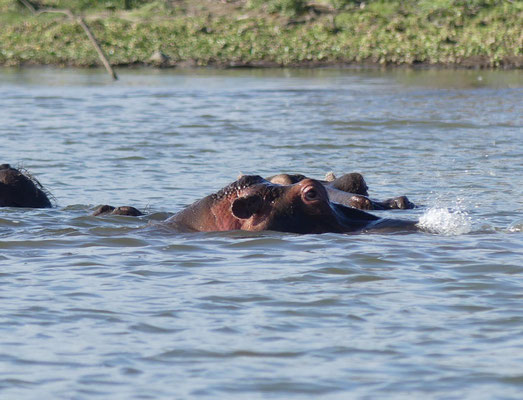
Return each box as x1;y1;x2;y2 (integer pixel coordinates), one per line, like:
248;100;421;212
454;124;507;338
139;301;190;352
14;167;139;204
0;164;52;208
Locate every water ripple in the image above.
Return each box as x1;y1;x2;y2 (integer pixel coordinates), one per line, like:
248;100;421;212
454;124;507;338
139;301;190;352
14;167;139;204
0;68;521;400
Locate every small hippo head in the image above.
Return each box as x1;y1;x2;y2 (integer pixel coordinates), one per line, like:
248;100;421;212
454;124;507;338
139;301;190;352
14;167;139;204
92;205;143;216
328;173;369;196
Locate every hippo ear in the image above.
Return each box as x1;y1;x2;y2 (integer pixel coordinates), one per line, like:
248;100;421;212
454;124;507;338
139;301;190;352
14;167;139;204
231;195;263;219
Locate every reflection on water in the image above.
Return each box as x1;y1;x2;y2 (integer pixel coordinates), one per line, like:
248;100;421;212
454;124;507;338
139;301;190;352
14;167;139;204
0;67;522;399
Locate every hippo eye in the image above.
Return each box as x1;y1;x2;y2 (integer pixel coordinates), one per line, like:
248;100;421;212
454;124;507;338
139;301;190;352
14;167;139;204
304;188;318;201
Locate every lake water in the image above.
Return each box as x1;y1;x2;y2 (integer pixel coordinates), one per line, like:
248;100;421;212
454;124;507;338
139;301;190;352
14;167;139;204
0;67;522;399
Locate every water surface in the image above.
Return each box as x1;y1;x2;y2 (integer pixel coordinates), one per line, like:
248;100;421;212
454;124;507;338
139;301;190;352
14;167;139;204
1;67;522;399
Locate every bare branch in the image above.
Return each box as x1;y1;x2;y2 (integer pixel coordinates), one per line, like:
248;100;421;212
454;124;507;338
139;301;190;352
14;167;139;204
77;17;118;80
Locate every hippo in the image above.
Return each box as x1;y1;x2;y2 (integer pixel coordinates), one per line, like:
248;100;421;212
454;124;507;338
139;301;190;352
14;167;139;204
166;175;417;234
266;173;415;210
0;164;52;208
92;205;144;216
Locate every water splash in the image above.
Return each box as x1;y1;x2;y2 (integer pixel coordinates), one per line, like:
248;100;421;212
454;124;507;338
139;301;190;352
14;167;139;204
418;199;473;235
507;220;523;233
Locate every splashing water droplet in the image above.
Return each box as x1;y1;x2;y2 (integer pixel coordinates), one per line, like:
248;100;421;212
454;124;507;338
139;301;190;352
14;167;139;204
507;219;523;233
418;205;472;235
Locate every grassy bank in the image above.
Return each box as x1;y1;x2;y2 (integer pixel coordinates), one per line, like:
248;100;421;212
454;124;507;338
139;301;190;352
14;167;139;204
0;0;521;68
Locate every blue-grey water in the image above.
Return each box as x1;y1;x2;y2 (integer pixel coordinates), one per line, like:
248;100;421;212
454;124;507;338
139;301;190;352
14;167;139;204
1;68;522;399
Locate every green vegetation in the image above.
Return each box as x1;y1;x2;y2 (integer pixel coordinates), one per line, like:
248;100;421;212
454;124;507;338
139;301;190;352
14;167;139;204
0;0;521;68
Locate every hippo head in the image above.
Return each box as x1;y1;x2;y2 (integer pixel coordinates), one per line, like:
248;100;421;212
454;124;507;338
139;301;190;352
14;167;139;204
170;175;379;233
228;175;345;233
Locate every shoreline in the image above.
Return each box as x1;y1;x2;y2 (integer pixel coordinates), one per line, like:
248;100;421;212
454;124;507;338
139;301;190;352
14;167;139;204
3;59;521;70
